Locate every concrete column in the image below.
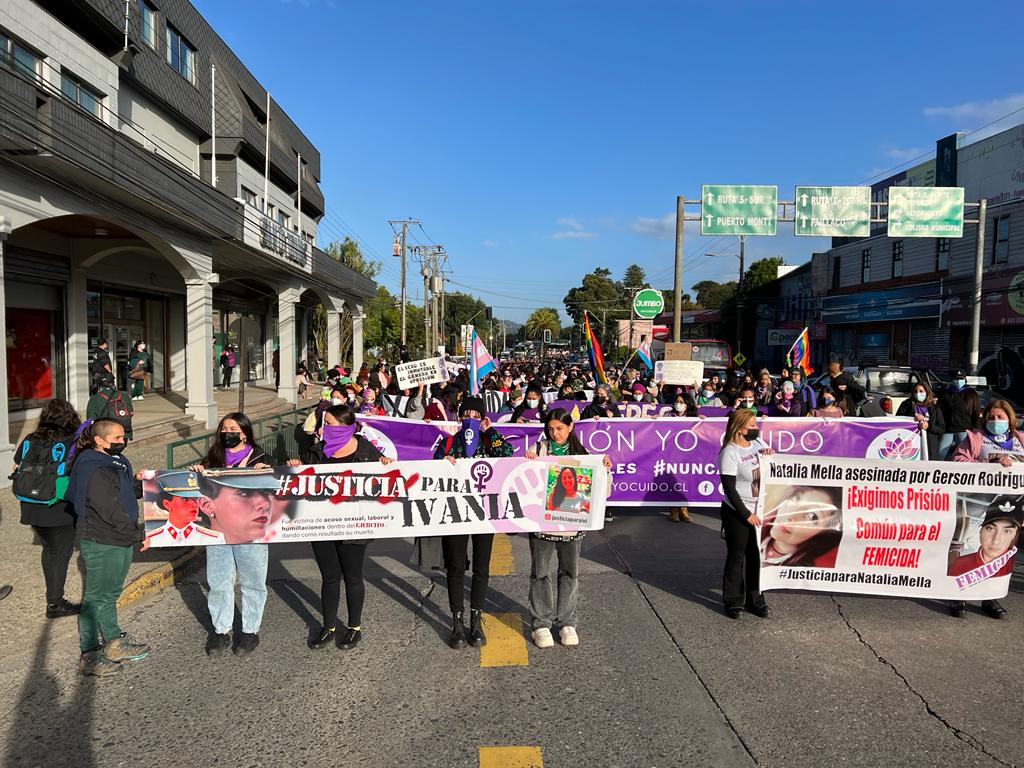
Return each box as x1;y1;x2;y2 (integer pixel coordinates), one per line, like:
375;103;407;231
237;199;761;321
0;220;14;482
184;273;219;427
66;260;90;414
277;284;302;405
351;302;364;373
326;302;342;367
298;307;309;367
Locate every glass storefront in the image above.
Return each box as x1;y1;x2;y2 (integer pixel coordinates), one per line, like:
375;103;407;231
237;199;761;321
87;285;168;392
213;308;265;383
7;280;65;411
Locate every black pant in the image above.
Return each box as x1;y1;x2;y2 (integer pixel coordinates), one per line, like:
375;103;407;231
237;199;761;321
33;525;76;605
311;540;367;628
442;534;493;614
222;366;233;388
720;504;761;609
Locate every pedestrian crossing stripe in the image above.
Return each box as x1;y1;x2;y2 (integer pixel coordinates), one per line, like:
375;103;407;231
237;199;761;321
479;746;543;767
479;612;529;668
489;534;515;576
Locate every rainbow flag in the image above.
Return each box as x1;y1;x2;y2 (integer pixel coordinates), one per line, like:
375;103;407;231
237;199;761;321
470;329;496;395
584;311;607;384
787;327;813;375
635;335;653;370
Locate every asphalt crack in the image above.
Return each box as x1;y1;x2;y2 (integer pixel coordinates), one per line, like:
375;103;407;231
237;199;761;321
603;532;759;766
830;596;1009;767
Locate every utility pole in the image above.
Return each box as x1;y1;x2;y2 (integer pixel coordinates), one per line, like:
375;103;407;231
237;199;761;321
737;235;746;359
388;219;419;345
969;199;988;374
410;244;445;357
672;195;684;343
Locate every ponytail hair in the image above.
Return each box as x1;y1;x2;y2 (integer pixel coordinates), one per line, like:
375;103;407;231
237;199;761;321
76;418;121;451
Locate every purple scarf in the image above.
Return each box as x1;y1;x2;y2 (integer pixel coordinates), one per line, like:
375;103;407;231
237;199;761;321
323;424;357;455
225;444;253;467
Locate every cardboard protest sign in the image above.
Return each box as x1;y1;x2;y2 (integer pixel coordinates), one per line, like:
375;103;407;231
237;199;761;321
654;360;704;386
395;356;447;389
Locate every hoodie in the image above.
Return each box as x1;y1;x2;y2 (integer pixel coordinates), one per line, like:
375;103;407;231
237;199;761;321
68;448;143;546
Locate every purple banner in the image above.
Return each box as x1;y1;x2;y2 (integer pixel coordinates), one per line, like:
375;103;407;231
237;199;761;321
357;416;925;507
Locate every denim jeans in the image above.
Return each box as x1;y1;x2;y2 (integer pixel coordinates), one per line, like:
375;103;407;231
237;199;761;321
938;431;968;460
528;535;581;630
206;543;268;634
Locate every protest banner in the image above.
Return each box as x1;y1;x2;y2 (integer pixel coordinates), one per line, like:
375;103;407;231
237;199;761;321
395;356;447;389
355;415;925;507
654;360;704;386
143;455;609;547
756;454;1023;600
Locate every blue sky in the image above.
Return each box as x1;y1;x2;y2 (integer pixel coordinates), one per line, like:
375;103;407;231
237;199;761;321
196;0;1024;323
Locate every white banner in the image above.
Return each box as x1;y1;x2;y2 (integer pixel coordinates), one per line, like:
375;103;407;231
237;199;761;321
395;356;447;389
757;454;1022;599
143;456;609;546
654;359;704;386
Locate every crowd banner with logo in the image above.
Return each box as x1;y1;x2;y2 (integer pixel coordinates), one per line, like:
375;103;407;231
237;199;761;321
355;415;926;507
142;455;609;547
395;356;448;389
654;360;704;386
757;454;1021;600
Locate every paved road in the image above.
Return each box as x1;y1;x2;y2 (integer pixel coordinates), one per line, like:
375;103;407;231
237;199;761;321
0;507;1020;768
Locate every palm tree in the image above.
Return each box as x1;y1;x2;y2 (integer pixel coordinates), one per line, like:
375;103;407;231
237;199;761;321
525;308;561;359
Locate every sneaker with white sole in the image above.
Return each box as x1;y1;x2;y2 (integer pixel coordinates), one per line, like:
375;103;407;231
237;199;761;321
559;626;579;646
531;627;554;649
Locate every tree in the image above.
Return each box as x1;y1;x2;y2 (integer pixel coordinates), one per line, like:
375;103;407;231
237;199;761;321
692;280;737;309
525;308;562;340
441;292;489;348
740;257;785;293
622;264;649;291
315;238;382;366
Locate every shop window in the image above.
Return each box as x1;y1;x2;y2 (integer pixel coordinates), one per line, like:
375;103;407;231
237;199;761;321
892;240;904;278
936;238;950;271
861;249;871;282
992;216;1010;265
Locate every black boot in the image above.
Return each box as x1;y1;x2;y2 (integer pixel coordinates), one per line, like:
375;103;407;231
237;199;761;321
981;599;1007;619
948;601;966;618
449;611;467;649
467;609;487;647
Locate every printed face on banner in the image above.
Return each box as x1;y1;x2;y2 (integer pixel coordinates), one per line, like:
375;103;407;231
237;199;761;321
760;485;843;568
946;494;1022;587
545;464;593;515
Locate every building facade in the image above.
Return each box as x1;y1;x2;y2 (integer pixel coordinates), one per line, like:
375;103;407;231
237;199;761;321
0;0;375;470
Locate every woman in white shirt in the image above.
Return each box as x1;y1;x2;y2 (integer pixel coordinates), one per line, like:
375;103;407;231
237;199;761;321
717;408;772;620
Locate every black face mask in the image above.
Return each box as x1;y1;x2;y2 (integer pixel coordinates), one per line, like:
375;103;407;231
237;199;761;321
219;432;242;449
745;429;760;441
595;395;607;404
105;442;126;456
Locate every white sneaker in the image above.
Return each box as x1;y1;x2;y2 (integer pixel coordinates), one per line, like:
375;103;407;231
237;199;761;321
559;626;579;646
531;627;554;648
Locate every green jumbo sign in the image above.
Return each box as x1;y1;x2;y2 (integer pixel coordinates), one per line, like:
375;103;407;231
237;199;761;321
633;288;664;319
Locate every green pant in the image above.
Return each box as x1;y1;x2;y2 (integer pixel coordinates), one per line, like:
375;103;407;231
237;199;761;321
78;538;133;653
130;377;145;397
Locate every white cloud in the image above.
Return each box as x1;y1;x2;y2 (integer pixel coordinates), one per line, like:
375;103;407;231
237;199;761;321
552;230;598;240
556;216;585;231
885;146;926;162
923;93;1024;124
631;213;675;240
483;239;498;248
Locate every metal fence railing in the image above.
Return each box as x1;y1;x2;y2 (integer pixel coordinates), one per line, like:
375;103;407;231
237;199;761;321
166;405;317;469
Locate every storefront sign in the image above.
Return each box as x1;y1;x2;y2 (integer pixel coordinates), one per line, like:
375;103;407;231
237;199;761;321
758;454;1018;600
821;282;942;324
767;328;801;346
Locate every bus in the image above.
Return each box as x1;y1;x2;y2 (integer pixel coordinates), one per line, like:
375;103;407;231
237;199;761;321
652;338;733;367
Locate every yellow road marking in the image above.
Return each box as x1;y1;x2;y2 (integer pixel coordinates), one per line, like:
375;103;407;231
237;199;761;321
479;612;529;668
479;746;543;768
489;533;515;576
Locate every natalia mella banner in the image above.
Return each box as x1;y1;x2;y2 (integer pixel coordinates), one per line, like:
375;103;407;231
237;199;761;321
756;454;1024;600
355;415;925;507
142;455;608;547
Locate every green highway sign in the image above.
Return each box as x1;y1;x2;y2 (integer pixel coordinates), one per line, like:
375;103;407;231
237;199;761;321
701;185;777;236
887;186;965;238
633;288;664;319
794;185;871;237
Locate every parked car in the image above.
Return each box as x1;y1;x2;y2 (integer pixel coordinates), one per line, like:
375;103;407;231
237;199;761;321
856;366;944;417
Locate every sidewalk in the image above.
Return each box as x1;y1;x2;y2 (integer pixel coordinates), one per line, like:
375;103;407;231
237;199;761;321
0;386;301;657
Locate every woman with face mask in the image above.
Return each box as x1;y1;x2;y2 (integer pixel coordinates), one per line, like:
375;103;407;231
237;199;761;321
938;369;976;458
193;413;272;657
896;382;945;459
581;383;619;420
359;387;385;416
420;396;514;649
696;381;724;408
812;387;845;418
754;369;774;407
128;340;150;401
774;380;805;417
290;404;393;650
717;409;773;620
512;382;547;424
949;399;1024;619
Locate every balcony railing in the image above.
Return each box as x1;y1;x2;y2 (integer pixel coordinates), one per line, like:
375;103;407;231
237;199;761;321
259;213;310;267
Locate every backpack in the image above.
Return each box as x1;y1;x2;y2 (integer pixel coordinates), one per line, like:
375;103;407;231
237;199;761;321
97;390;133;429
12;439;75;505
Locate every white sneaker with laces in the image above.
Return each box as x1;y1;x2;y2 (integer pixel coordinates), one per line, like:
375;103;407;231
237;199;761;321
559;626;579;646
531;627;554;649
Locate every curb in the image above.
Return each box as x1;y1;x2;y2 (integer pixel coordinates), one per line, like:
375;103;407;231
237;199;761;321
117;548;203;609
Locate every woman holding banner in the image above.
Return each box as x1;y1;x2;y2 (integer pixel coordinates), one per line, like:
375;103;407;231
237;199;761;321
950;399;1024;619
430;395;514;649
896;382;945;460
295;404;393;650
717;409;772;620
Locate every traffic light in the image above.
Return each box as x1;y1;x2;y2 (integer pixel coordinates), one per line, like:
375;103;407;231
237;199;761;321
485;306;493;320
543;328;552;343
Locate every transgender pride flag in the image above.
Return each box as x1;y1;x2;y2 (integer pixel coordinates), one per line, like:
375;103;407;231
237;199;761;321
470;329;496;395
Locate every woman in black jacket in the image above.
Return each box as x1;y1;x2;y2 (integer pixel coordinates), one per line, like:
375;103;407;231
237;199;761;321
896;381;946;460
14;398;83;618
68;418;152;676
289;404;392;650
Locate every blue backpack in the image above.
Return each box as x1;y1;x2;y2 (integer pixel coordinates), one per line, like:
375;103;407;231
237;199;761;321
12;439;76;505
